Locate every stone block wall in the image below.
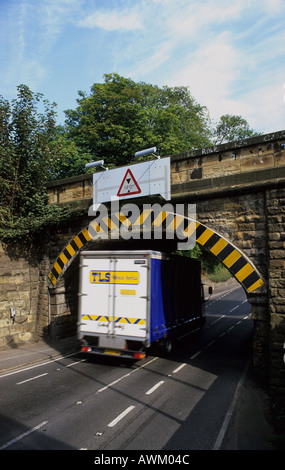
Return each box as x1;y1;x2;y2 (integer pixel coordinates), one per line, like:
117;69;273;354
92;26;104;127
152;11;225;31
0;244;40;348
170;131;285;185
0;233;80;349
195;191;268;283
266;187;285;398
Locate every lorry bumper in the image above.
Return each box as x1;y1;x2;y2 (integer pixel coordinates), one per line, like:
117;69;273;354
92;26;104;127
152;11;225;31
81;344;146;360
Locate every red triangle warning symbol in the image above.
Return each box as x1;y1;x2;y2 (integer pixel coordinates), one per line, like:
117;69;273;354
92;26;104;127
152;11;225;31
117;169;141;197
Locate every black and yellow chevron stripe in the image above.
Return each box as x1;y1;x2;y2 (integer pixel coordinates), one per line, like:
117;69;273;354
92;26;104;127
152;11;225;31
48;210;264;293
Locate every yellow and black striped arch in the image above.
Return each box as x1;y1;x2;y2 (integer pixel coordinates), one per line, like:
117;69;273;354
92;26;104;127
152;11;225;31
48;210;264;294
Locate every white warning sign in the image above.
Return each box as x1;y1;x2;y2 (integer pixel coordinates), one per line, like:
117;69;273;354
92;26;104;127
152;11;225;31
93;157;171;205
117;169;141;197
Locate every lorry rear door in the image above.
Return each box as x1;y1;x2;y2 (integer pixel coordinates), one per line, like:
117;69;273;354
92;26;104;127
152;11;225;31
111;255;148;339
79;254;149;340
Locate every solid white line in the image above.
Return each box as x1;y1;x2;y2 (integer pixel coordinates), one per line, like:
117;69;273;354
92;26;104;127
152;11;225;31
107;405;135;428
0;421;48;450
0;352;77;379
172;363;187;374
97;357;158;393
0;347;56;363
145;380;165;395
16;373;48;385
213;361;250;450
190;350;202;360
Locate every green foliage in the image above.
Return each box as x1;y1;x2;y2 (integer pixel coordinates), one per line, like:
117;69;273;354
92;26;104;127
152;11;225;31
212;114;261;145
0;85;71;242
175;244;232;280
63;73;212;169
49;125;92;180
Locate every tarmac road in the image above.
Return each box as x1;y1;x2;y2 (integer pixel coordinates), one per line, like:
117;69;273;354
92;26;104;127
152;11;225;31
0;282;276;452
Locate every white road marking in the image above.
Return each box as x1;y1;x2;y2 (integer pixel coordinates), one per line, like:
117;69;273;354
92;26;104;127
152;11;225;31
208;315;225;326
213;361;250;450
145;380;165;395
172;363;187;374
107;405;135;428
0;421;48;450
97;357;158;393
190;350;202;360
0;352;77;379
66;358;87;367
16;373;48;385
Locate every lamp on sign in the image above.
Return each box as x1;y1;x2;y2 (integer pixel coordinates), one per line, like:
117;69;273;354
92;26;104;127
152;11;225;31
85;160;108;170
134;147;160;159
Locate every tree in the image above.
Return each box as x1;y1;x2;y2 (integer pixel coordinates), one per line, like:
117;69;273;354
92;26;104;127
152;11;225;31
64;73;212;169
212;114;260;145
49;125;92;180
0;85;70;240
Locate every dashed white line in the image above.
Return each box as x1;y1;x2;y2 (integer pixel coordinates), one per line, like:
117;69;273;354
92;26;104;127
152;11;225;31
107;405;135;428
0;421;48;450
208;315;225;326
172;363;187;374
190;351;202;360
145;380;165;395
97;357;158;394
16;373;48;385
66;358;87;368
229;305;239;313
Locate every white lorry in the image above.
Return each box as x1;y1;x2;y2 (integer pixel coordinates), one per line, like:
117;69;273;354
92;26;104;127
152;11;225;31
78;250;207;359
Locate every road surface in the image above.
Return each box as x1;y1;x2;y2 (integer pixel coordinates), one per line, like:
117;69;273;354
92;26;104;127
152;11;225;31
0;281;253;451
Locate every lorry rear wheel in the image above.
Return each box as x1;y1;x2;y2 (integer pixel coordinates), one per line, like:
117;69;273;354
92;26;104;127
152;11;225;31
164;338;172;355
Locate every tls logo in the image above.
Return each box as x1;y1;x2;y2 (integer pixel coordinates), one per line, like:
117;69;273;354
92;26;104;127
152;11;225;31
90;271;110;283
89;271;139;284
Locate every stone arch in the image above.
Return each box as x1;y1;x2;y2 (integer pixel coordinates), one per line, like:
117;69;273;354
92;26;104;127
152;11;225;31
48;208;264;294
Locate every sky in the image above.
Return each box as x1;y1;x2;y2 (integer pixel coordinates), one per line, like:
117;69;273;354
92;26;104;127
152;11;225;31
1;0;285;134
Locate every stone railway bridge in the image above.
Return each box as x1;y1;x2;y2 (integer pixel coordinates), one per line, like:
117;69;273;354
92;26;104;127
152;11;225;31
1;130;285;398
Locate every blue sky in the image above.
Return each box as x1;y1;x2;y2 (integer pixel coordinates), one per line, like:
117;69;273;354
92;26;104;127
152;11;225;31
1;0;284;134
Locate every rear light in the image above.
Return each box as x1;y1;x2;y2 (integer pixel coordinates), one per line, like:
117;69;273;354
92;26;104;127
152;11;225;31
81;346;91;352
133;352;146;359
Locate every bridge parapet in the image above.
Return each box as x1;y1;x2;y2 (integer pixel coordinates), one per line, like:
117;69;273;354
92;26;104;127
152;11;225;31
46;130;285;205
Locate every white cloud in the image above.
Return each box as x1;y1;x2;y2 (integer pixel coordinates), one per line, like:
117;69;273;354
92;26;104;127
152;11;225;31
169;33;243;116
242;79;285;133
78;8;143;31
167;0;246;39
128;40;174;78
